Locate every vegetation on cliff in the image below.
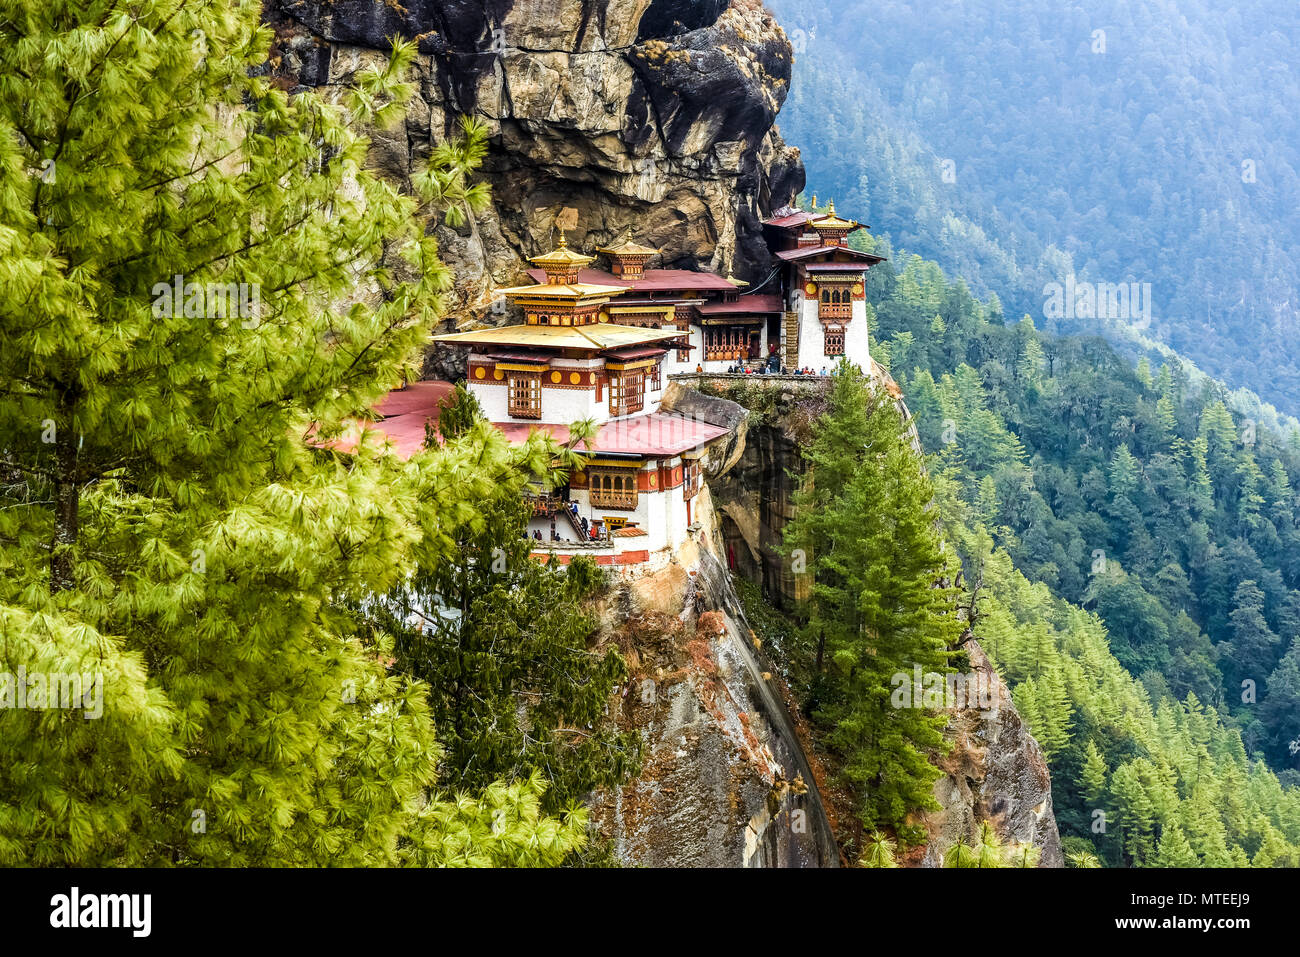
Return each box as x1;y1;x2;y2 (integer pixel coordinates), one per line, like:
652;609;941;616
779;366;962;846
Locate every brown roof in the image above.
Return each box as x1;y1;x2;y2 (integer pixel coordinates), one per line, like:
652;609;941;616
695;294;784;315
776;246;885;264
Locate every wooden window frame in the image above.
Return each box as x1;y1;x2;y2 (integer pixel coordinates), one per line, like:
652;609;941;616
683;461;701;501
507;372;542;419
704;325;750;361
588;467;639;510
609;369;645;416
817;284;852;321
824;324;846;357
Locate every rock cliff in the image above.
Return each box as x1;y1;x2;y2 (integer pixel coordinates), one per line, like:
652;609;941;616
589;534;841;867
919;638;1064;867
263;0;805;346
671;380;1064;867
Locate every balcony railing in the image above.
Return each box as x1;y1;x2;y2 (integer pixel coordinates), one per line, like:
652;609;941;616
525;492;562;516
589;489;638;510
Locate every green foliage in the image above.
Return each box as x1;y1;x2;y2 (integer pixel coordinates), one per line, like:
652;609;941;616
854;236;1300;776
772;2;1300;866
782;365;961;843
860;830;899;868
1062;836;1103;869
942;821;1035;867
935;477;1300;868
375;402;642;813
0;0;584;865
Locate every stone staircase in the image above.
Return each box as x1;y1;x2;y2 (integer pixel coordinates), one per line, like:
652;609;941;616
782;310;799;369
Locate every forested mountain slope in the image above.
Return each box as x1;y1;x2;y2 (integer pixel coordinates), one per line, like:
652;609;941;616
849;229;1300;864
768;0;1300;416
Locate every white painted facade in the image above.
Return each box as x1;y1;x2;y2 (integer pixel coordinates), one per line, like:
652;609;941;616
526;455;693;557
790;283;870;372
468;354;667;428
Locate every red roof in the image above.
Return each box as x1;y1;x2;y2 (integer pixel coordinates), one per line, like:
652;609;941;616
696;293;784;314
325;382;729;461
494;412;730;457
776;245;885;264
525;267;737;293
373;380;454;418
762;209;815;229
325;380;455;459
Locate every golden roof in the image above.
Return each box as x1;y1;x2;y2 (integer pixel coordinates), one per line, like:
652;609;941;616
495;281;630;300
597;235;660;258
527;234;596;269
432;322;684;351
812;199;857;231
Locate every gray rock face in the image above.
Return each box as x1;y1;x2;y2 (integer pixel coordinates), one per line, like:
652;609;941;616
590;542;840;867
920;639;1064;867
673;381;1064;866
264;0;806;357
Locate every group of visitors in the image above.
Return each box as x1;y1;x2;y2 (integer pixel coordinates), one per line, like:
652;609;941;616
695;360;829;376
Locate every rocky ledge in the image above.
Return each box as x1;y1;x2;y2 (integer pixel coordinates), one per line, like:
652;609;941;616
263;0;806;344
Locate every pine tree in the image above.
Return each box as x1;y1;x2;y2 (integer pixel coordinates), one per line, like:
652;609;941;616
783;366;960;842
1225;580;1281;694
1111;761;1159;865
860;831;899;868
1109;444;1140;497
0;1;580;865
376;388;642;811
1260;637;1300;769
1080;740;1109;805
1155;822;1200;867
1034;664;1075;761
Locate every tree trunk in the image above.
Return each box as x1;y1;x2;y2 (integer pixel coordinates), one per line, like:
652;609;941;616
50;417;79;592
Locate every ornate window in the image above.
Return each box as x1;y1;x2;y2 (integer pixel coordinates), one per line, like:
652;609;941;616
650;361;662;392
673;309;694;361
589;468;639;510
609;369;645;416
507;372;542;418
704;325;749;361
824;325;845;357
683;461;701;500
818;284;851;321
